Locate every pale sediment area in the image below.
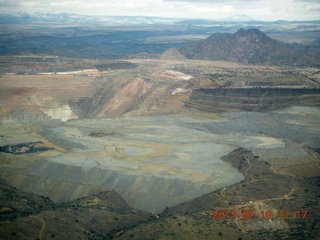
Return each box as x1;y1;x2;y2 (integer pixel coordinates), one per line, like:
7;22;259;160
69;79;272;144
1;106;319;214
18;117;246;214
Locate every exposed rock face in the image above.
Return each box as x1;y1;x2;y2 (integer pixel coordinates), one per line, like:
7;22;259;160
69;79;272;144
96;78;150;118
180;28;320;66
1;94;78;123
186;87;320;112
0;74;93;123
22;159;225;214
1;57;319;124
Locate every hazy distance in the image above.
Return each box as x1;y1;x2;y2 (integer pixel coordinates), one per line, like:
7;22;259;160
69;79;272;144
1;0;320;21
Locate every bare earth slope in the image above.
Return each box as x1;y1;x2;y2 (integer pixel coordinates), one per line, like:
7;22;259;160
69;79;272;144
1;57;320;124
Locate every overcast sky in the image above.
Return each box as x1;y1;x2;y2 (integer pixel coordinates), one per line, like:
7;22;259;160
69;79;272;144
1;0;319;21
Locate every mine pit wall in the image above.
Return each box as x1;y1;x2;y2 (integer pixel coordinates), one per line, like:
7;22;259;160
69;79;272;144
0;117;249;214
37;125;88;150
12;159;232;214
4;122;242;214
188;87;320;112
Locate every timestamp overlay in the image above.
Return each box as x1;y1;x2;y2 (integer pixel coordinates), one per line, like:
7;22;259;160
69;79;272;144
211;199;313;232
212;209;307;220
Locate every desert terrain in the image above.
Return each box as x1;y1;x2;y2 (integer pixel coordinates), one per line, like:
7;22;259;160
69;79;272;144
0;53;319;239
0;14;320;239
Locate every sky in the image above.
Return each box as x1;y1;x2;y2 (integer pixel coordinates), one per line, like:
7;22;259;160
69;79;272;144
0;0;320;21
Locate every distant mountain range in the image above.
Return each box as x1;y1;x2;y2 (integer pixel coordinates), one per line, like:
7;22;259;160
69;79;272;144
0;12;319;66
179;28;320;66
1;12;319;25
0;11;178;25
175;15;256;25
221;14;255;22
0;12;251;25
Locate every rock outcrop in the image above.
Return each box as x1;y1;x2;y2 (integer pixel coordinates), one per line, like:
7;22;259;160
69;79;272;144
1;94;78;123
186;87;320;112
180;28;320;66
96;78;150;118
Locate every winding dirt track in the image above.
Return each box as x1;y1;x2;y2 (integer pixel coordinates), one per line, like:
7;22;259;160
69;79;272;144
31;216;46;240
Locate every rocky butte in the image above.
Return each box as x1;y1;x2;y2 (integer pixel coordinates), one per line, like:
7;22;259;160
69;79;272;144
179;28;320;66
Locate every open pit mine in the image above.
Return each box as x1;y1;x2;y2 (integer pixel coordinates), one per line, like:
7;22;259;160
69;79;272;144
0;56;320;239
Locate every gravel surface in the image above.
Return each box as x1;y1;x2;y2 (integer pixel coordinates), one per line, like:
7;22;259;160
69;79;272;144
4;106;319;213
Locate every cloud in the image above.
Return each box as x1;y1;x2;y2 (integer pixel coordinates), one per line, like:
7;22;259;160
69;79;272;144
0;0;319;20
21;1;41;7
163;0;224;2
294;0;320;2
163;0;256;2
0;0;22;8
0;0;52;9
